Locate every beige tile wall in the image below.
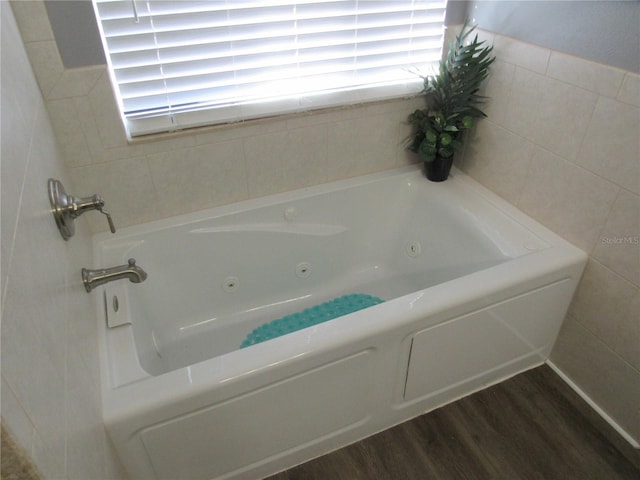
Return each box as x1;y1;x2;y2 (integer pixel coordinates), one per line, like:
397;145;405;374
2;3;127;479
10;0;639;454
461;31;640;445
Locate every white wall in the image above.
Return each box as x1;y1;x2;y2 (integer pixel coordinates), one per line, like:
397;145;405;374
469;0;640;73
1;3;126;478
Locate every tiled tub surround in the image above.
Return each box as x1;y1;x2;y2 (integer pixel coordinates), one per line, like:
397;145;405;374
14;0;424;231
1;3;127;479
460;31;640;445
10;0;639;456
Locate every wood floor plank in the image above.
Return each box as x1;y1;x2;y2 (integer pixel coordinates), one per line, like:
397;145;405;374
265;366;639;479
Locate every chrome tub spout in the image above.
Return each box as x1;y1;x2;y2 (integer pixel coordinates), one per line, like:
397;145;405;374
82;258;147;292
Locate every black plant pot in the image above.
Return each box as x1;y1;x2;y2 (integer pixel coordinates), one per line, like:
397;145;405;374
424;156;454;182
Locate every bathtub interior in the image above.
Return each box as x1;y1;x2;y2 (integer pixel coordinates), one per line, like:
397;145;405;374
98;169;550;377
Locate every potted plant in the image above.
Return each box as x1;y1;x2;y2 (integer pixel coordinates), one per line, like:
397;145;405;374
408;23;495;181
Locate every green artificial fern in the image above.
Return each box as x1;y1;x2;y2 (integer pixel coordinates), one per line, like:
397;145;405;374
409;23;495;162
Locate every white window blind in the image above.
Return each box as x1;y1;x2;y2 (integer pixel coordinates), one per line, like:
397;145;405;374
93;0;448;137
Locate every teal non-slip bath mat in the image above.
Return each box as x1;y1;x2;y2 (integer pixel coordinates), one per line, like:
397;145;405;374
240;293;384;348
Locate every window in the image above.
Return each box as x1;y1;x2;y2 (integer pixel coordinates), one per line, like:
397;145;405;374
92;1;448;138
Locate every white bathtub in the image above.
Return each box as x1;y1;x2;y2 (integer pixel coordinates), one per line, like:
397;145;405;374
94;166;586;480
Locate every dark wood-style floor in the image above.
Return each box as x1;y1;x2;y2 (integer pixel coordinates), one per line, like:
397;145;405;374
266;366;639;480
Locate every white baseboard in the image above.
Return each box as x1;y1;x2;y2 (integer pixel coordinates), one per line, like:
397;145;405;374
546;360;639;449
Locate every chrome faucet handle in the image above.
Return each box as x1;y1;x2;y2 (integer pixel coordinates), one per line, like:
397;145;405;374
98;206;116;233
48;179;117;240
